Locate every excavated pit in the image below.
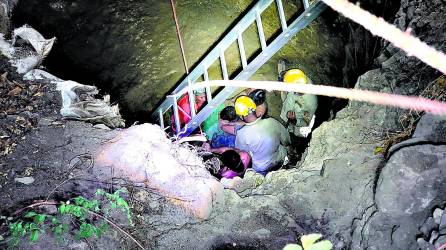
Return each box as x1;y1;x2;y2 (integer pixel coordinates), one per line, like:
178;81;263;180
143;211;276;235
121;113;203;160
11;0;399;141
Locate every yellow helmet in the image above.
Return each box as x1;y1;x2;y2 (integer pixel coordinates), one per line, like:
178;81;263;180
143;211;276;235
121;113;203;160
235;96;257;116
283;69;308;84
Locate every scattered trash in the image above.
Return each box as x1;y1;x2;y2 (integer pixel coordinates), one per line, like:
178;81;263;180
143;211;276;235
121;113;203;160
12;25;56;59
56;80;125;128
23;69;62;83
0;25;56;75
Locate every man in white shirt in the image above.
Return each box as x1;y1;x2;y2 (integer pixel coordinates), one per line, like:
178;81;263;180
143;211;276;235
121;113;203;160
234;96;290;175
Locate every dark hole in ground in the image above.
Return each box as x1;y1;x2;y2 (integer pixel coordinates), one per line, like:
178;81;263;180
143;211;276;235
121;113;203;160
11;0;399;132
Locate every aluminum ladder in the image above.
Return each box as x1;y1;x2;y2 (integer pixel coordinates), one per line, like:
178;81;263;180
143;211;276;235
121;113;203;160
151;0;326;137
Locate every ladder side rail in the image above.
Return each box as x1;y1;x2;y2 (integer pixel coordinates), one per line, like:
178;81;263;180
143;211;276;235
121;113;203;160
178;0;326;136
187;79;196;117
203;67;212;101
158;109;165;130
170;95;181;133
151;0;275;121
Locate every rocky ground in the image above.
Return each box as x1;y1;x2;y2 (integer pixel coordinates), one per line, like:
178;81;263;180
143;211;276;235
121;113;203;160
0;0;445;249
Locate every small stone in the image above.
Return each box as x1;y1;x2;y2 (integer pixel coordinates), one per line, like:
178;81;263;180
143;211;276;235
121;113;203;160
38;118;52;126
417;238;435;250
430;231;439;244
149;200;159;210
434;208;444;224
68;242;88;250
420;217;437;238
14;176;35;185
253;228;271;239
39;204;58;215
440;210;446;234
134;190;150;203
93;124;111;130
434;235;446;249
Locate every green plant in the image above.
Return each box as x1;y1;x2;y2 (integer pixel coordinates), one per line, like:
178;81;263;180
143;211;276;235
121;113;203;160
284;233;333;250
3;188;138;249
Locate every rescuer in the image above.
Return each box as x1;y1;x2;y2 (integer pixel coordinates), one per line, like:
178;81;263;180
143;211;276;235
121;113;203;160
234;96;290;175
171;89;207;132
279;69;318;138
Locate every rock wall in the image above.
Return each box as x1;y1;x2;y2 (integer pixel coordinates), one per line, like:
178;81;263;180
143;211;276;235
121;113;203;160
0;0;17;34
266;0;446;248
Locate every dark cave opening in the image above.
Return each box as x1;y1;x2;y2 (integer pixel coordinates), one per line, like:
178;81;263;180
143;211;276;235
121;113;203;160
11;0;400;129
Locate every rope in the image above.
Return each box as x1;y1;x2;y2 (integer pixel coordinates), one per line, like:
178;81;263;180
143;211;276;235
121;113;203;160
321;0;446;75
169;0;189;74
176;80;446;116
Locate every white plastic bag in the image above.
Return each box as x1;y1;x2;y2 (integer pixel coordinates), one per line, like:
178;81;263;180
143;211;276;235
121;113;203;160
12;24;56;59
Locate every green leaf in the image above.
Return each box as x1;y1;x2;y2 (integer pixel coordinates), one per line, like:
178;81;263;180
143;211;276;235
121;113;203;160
29;222;39;231
309;240;333;250
95;189;105;196
59;204;66;214
72;206;84;218
284;244;303;250
53;225;63;235
79;223;94;238
100;223;109;232
24;211;37;218
74;197;86;206
34;214;46;224
30;230;39;242
93;226;102;238
374;146;384;155
51;217;59;224
110;203;117;209
301;234;322;250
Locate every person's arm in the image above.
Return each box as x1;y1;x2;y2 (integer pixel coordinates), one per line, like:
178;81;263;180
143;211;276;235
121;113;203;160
276;119;291;146
219;119;245;135
280;91;287;102
295;94;317;127
220;176;242;190
210;147;232;154
220;123;237;135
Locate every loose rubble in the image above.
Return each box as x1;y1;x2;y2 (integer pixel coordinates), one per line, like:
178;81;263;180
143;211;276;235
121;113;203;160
418;206;446;249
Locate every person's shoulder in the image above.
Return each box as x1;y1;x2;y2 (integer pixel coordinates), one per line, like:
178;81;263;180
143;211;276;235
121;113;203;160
264;117;286;127
264;117;280;123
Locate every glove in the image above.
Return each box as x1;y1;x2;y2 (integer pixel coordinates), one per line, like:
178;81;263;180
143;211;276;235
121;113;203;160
299;126;312;137
299;115;316;137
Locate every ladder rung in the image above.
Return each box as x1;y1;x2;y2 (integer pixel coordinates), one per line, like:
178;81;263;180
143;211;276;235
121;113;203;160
171;95;181;133
255;11;267;50
187;79;196;117
203;66;212;101
303;0;309;10
237;33;248;68
276;0;288;31
158;109;164;130
219;48;229;80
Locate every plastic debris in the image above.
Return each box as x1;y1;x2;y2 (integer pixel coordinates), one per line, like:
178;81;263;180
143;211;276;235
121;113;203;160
56;80;125;128
0;25;55;74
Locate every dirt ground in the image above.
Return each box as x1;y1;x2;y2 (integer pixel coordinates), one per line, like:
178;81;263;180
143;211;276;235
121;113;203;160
0;54;63;208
